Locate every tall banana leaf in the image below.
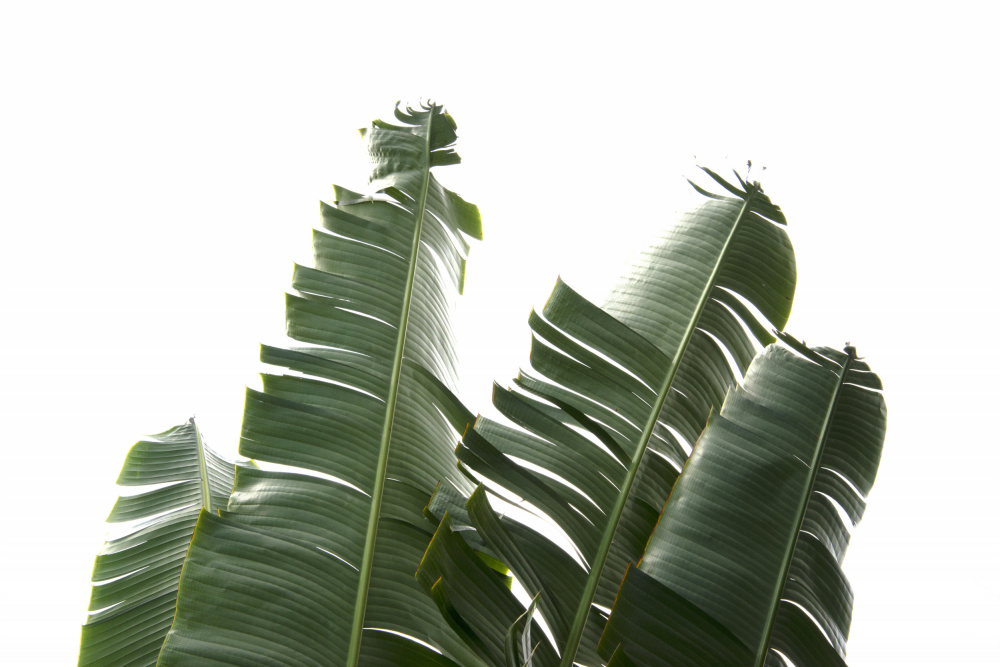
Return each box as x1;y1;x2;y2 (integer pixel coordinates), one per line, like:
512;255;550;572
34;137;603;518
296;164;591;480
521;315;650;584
79;418;236;666
598;337;886;666
158;103;487;666
419;169;796;665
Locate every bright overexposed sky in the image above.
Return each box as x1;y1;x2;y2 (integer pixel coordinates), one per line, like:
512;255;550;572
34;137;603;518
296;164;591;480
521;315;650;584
2;1;998;665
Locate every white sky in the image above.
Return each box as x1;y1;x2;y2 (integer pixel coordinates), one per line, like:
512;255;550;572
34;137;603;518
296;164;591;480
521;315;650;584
1;1;998;664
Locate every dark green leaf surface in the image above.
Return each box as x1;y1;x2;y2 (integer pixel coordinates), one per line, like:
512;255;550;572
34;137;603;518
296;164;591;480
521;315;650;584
597;566;753;667
417;515;558;667
79;419;236;667
599;340;886;666
158;103;485;666
420;170;797;665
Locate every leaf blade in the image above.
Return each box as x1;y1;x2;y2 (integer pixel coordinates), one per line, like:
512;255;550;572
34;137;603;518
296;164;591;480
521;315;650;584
79;419;236;667
158;103;486;666
599;341;886;666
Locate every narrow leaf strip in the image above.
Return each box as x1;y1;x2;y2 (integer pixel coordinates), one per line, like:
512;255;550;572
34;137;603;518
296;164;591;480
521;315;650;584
505;594;541;667
192;417;213;514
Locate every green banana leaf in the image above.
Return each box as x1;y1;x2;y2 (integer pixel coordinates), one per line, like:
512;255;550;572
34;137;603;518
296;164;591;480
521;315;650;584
78;418;236;666
157;103;488;666
419;169;797;666
597;336;886;666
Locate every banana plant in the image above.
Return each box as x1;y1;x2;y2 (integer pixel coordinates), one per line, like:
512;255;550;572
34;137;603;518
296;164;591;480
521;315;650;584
418;169;797;665
597;336;886;666
78;102;888;667
78;418;236;666
156;103;489;666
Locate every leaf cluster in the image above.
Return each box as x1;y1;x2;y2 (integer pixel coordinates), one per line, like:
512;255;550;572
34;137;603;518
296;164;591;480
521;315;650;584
80;103;886;667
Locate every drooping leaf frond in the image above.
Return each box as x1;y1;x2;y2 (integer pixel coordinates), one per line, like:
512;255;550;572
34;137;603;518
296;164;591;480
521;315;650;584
158;103;486;666
78;418;236;667
419;169;797;666
598;338;886;666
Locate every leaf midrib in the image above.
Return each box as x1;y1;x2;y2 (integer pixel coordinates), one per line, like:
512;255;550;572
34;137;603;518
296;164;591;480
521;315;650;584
559;184;762;667
346;107;437;666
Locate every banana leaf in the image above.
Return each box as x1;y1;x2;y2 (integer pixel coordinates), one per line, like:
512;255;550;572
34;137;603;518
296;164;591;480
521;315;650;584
157;103;487;666
78;418;236;666
597;336;886;666
419;169;797;665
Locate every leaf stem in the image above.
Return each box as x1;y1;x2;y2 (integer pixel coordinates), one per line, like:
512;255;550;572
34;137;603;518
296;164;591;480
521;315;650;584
559;184;761;666
346;105;437;666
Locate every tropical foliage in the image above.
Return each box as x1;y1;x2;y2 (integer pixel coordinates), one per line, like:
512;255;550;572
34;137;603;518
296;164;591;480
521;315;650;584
597;336;885;666
418;167;797;666
152;102;488;666
79;419;235;666
80;102;885;667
